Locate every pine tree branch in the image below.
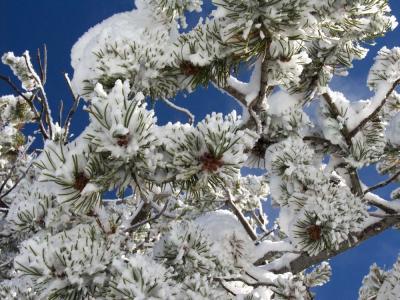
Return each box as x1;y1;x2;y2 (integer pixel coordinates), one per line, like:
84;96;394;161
0;161;33;203
225;190;258;241
0;164;17;197
36;45;47;85
23;52;54;139
63;73;81;139
124;199;169;233
348;78;400;138
321;93;352;145
254;35;274;112
161;98;194;125
217;279;238;296
263;215;400;274
0;74;31;101
213;80;247;107
321;92;363;196
364;192;400;215
364;171;400;195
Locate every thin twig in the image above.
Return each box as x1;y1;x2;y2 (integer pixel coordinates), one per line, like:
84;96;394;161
225;189;258;241
63;73;81;138
0;164;17;196
37;46;46;84
256;228;276;243
23;52;53;138
64;73;79;101
217;279;237;296
59;99;64;125
0;74;30;101
124;199;170;233
0;161;34;201
161;98;194;125
43;44;47;84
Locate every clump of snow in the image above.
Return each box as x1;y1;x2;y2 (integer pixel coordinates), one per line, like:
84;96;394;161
2;51;39;91
70;5;176;98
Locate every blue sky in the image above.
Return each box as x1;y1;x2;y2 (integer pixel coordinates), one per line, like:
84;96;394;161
1;1;399;299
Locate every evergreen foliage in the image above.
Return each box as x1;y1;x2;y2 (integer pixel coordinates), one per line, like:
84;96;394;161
1;0;400;299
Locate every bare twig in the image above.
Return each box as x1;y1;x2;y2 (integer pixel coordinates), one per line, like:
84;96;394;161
64;73;79;101
225;190;258;241
364;171;400;195
161;98;194;125
124;199;170;233
0;74;30;101
0;164;17;196
23;52;54;139
0;161;34;202
216;279;238;296
37;45;48;84
63;73;81;137
256;228;276;243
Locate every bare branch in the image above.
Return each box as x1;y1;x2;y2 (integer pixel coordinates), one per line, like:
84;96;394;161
0;74;31;101
0;161;34;202
161;98;194;125
264;215;400;274
254;37;274;112
225;190;258;241
0;164;17;196
63;73;81;138
23;52;54;139
248;97;263;134
349;78;400;138
36;45;48;84
364;192;399;215
364;171;400;195
63;73;79;101
217;279;238;296
213;80;247;107
124;199;170;233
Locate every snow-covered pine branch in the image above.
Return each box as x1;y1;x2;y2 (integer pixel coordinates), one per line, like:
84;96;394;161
1;0;400;299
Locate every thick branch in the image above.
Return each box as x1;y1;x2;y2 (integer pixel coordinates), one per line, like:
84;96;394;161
254;46;274;111
266;215;400;274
